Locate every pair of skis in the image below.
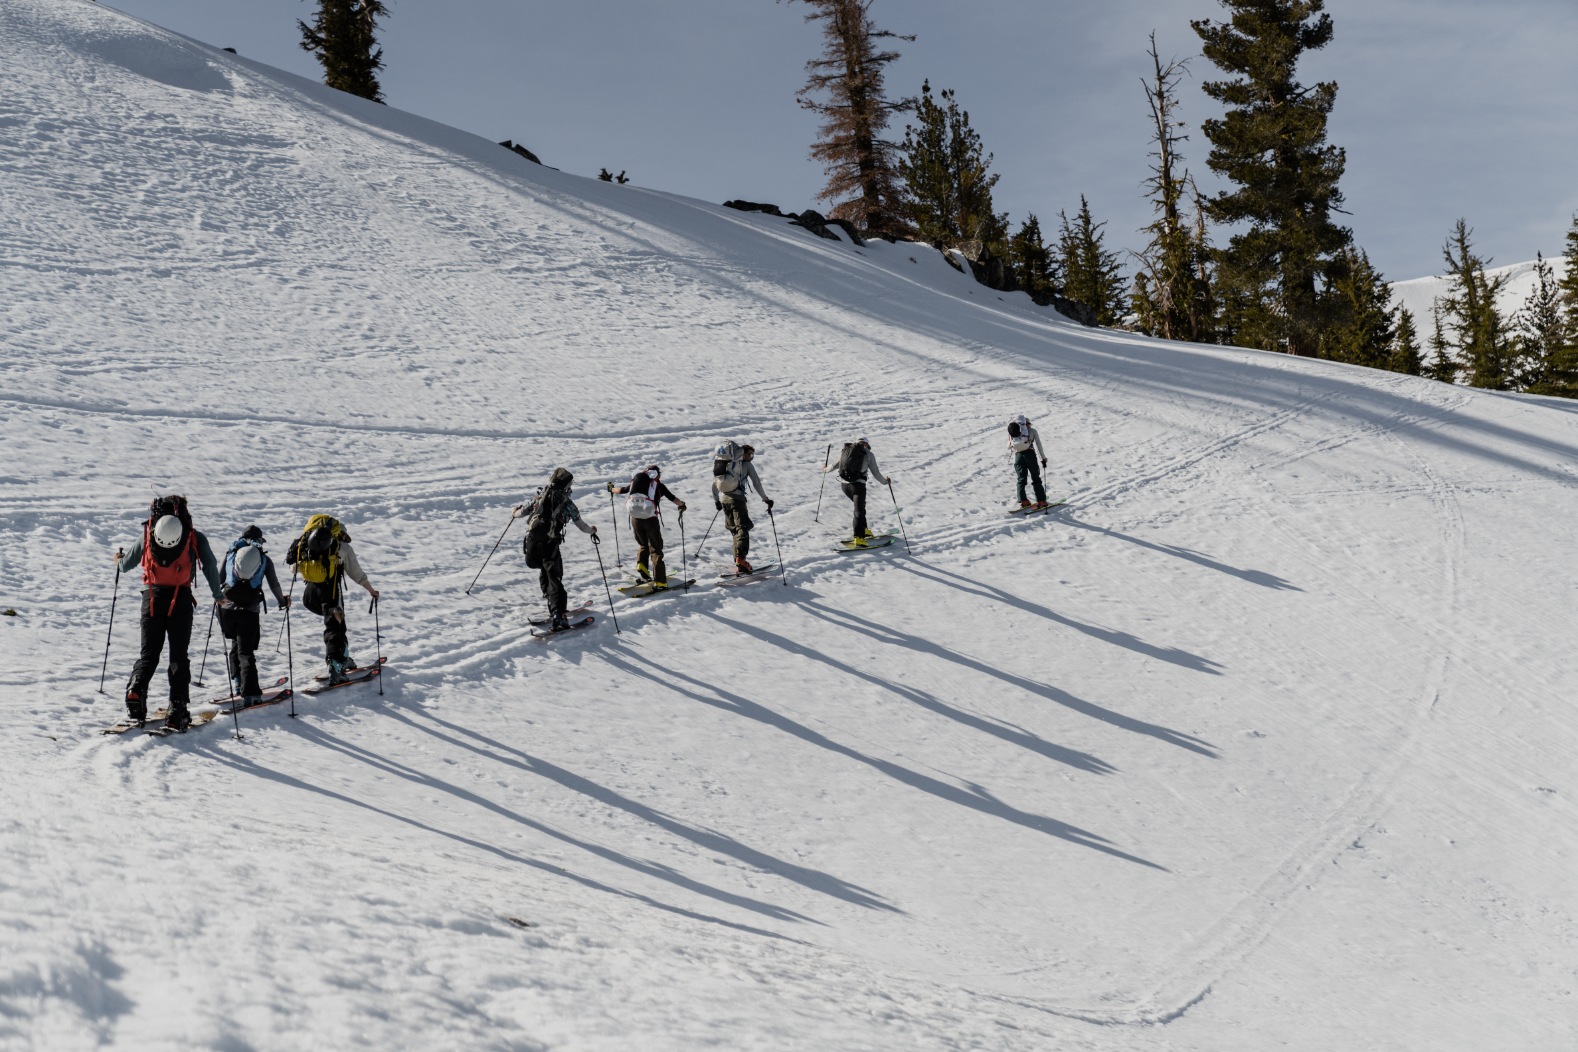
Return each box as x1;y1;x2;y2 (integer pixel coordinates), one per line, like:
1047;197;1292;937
106;677;293;737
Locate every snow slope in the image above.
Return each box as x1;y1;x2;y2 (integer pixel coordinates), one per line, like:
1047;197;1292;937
3;1;1577;1049
1393;257;1568;331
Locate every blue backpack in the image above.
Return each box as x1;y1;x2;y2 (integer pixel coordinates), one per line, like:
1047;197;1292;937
223;539;268;606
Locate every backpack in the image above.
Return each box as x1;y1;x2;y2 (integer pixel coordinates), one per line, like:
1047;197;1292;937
522;483;567;569
291;514;345;584
1008;417;1034;453
140;494;196;588
712;441;743;493
625;473;659;520
222;538;268;607
837;442;866;483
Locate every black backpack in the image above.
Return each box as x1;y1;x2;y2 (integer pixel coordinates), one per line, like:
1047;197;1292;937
522;485;566;569
837;442;866;483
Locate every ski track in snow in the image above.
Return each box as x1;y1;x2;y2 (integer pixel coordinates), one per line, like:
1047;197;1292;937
3;3;1578;1050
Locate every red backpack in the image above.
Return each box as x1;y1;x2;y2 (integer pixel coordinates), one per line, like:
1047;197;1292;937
140;495;196;589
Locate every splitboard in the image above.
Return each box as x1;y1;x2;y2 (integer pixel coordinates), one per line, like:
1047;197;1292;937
531;615;596;639
1008;500;1068;517
618;579;696;598
303;666;383;696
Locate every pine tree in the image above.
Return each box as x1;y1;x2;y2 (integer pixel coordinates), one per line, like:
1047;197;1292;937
1388;306;1422;376
1437;219;1513;390
897;81;1007;250
1133;33;1211;342
788;0;914;238
1321;247;1396;369
1192;0;1352;356
1517;253;1578;397
1058;196;1128;327
1422;304;1459;384
1009;214;1058;302
298;0;389;103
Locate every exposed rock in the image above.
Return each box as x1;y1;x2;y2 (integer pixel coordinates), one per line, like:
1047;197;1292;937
498;140;541;165
723;200;789;218
790;209;841;242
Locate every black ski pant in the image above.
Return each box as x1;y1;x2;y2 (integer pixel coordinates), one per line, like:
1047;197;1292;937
1014;450;1047;504
841;480;869;537
631;516;667;583
128;586;195;711
223;606;264;697
539;545;568;619
722;494;752;561
304;578;351;667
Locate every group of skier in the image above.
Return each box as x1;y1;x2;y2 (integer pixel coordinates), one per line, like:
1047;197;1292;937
107;415;1053;728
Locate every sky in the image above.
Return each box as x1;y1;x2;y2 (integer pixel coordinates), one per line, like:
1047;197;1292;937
98;0;1578;283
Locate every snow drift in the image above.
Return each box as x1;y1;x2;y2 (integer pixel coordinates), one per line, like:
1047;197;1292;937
2;1;1575;1049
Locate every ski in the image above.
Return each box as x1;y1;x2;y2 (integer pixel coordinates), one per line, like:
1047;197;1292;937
531;615;596;639
1008;500;1067;517
527;599;595;626
717;564;779;584
104;677;289;735
216;685;294;715
303;666;383;696
312;655;388;683
835;537;895;551
146;709;223;737
618;578;696;597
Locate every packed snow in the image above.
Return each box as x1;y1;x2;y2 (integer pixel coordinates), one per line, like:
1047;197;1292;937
2;1;1575;1049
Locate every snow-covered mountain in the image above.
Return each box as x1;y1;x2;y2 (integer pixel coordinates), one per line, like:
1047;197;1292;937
3;1;1576;1049
1393;256;1569;329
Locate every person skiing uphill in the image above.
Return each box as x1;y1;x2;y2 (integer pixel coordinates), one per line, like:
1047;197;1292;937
835;438;891;546
113;495;224;730
608;464;686;588
517;467;598;630
218;524;289;702
1007;414;1049;509
285;515;379;685
711;441;774;574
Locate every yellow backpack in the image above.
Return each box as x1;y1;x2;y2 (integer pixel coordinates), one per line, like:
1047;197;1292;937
295;514;345;584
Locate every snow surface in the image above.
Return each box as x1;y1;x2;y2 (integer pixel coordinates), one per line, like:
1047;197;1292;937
3;1;1577;1049
1393;257;1568;332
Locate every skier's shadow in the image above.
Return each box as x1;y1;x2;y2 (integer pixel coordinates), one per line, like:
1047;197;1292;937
1057;511;1301;592
602;650;1167;872
892;560;1228;680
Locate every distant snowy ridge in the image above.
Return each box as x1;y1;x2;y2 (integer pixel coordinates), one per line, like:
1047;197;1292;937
1392;256;1568;327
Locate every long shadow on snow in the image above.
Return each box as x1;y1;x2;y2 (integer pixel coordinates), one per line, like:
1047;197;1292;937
703;611;1115;776
1053;512;1301;592
384;705;898;914
600;651;1167;871
889;562;1229;696
207;727;812;934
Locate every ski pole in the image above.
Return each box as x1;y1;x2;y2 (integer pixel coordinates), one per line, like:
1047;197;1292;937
607;485;623;567
692;506;721;563
466;509;516;595
591;534;621;634
887;480;912;553
196;599;217;687
285;572;297;718
276;569;296;653
767;507;788;586
813;444;832;522
98;551;124;694
224;623;243;741
678;509;687;588
369;595;384;697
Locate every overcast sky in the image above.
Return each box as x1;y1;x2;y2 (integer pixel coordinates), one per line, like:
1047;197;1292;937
101;0;1578;282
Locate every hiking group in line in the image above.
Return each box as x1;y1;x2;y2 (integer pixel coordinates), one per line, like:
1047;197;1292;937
105;415;1055;729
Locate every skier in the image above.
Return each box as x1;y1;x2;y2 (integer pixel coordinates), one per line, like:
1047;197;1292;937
218;525;289;702
113;495;224;730
285;515;379;684
516;467;599;630
1007;414;1049;509
834;437;892;546
608;464;687;588
711;441;774;574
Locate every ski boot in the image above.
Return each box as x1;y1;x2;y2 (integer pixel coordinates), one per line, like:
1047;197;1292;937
327;658;348;686
851;536;869;548
734;557;753;575
635;561;651;582
125;691;147;725
650;580;669;591
1019;500;1033;509
165;705;193;733
550;615;570;632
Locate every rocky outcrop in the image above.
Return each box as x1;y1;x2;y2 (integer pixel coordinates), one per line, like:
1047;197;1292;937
722;201;865;246
498;140;541;165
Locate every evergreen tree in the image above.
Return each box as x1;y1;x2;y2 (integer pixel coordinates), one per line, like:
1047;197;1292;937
1517;253;1578;397
1009;214;1058;301
298;0;389;103
1133;33;1211;342
1437;220;1513;390
1388;306;1422;376
1193;0;1352;356
898;81;1007;250
1422;304;1459;384
1321;247;1395;369
787;0;914;238
1058;196;1128;327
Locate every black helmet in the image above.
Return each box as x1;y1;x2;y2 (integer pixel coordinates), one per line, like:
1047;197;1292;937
551;467;574;489
646;463;661;477
304;526;335;558
241;524;266;543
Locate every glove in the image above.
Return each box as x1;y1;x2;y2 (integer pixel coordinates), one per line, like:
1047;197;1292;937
676;501;687;513
280;596;291;610
368;587;380;600
714;499;723;511
590;526;599;539
1040;458;1048;468
764;498;775;511
606;481;615;492
511;503;527;519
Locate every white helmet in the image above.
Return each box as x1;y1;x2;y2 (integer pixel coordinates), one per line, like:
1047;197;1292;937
152;515;185;549
233;544;263;579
